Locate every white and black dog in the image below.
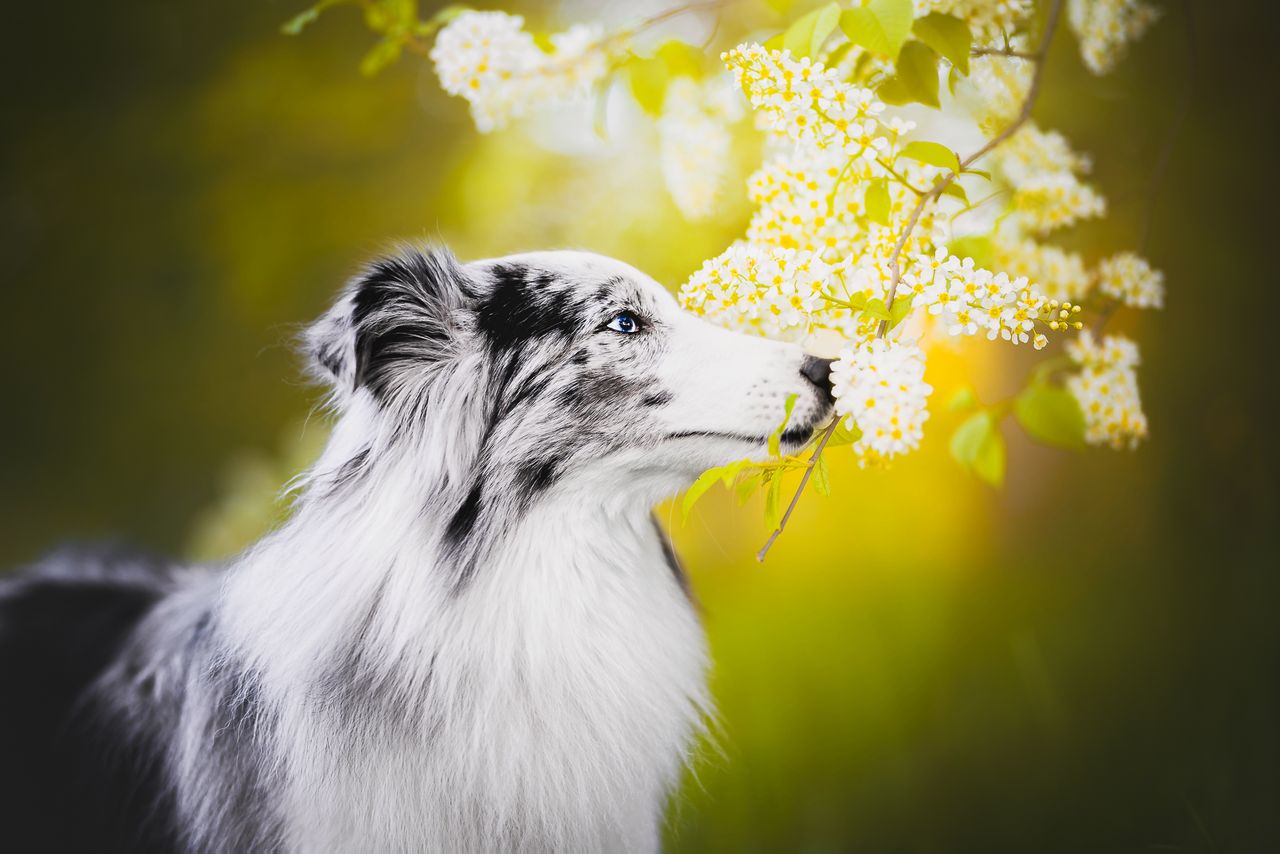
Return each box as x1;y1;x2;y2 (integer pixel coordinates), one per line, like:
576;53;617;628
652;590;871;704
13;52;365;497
0;246;833;852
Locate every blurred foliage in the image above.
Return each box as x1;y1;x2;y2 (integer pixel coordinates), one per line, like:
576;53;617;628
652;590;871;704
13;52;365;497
1;0;1277;850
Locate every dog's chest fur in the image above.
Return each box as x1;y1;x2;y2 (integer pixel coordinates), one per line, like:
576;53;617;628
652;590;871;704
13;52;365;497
225;493;709;853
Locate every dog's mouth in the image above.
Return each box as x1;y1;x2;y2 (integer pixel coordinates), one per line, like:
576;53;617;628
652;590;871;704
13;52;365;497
663;420;824;449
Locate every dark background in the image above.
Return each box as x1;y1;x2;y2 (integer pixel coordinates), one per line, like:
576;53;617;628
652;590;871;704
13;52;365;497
2;1;1276;850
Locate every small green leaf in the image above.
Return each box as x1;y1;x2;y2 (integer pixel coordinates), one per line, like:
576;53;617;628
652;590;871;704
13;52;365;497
1014;382;1086;449
626;56;670;115
963;167;992;181
878;41;940;108
941;181;969;205
764;473;785;528
865;179;891;225
784;2;842;60
899;139;959;172
862;297;891;321
813;454;832;496
413;4;468;36
839;0;913;57
768;393;800;457
887;294;914;329
911;12;971;75
950;410;1005;487
281;0;352;35
973;427;1006;487
626;41;704;115
947;234;993;268
947;385;977;411
827;422;863;447
681;459;750;520
360;36;403;76
763;32;786;51
281;7;321;35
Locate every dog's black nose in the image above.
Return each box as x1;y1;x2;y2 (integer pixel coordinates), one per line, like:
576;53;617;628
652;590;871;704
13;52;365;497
800;355;835;400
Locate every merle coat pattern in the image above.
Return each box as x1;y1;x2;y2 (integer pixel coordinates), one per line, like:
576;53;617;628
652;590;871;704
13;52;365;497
0;247;834;853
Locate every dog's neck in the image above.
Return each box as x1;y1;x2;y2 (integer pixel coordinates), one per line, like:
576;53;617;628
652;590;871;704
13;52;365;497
217;438;708;851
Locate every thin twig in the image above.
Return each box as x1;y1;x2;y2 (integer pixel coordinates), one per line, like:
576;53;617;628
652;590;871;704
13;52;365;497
755;419;839;561
756;0;1064;561
971;47;1039;60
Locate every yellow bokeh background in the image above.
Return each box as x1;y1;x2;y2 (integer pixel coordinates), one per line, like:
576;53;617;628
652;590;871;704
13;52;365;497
1;0;1275;849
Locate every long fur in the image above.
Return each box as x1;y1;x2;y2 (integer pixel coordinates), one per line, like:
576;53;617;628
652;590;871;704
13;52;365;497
0;246;833;852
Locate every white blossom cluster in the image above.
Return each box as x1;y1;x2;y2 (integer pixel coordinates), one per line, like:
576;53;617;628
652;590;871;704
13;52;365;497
1068;0;1161;75
723;44;886;159
830;339;933;465
1096;251;1165;309
901;250;1066;349
1066;331;1148;448
961;55;1033;133
430;11;607;132
913;0;1034;43
993;234;1091;302
679;243;847;341
657;76;741;221
990;124;1106;236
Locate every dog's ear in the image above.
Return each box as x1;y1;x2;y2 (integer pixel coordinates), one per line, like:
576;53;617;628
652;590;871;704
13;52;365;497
305;246;475;401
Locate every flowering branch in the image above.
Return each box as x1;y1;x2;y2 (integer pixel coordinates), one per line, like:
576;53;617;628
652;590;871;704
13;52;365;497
755;0;1065;562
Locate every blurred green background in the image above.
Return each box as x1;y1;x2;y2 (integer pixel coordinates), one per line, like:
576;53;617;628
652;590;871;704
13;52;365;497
1;1;1275;850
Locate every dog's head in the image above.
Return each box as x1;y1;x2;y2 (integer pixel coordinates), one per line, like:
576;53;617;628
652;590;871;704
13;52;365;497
305;246;832;555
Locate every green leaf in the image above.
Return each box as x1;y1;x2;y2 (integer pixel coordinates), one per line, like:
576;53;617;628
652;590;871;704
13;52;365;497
941;181;969;205
887;294;914;330
768;393;800;457
784;2;842;60
359;36;403;76
947;234;993;268
899;139;959;172
862;296;891;321
878;41;940;108
813;454;832;496
963;167;992;181
839;0;913;57
362;0;416;33
865;179;891;225
950;410;1004;487
973;426;1006;487
1014;383;1086;449
763;32;786;51
281;0;352;35
627;57;669;115
764;473;785;528
912;12;971;75
413;4;468;36
626;41;704;115
681;459;750;520
947;385;977;411
827;421;863;447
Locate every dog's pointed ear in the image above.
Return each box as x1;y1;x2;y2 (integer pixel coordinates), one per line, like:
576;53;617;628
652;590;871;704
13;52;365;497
305;245;475;401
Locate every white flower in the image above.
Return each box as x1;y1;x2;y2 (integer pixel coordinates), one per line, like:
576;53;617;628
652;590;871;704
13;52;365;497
1096;251;1165;309
993;232;1092;302
658;76;735;221
723;44;886;159
1066;331;1148;448
1068;0;1160;75
830;339;933;464
430;11;608;132
679;243;843;341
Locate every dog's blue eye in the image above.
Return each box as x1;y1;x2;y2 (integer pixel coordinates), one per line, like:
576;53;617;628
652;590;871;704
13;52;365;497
606;312;640;334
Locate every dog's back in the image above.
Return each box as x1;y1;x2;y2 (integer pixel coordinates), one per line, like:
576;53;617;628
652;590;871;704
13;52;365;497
0;545;179;852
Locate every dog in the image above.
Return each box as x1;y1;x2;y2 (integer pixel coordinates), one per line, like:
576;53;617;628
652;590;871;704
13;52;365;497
0;246;834;852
